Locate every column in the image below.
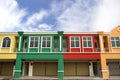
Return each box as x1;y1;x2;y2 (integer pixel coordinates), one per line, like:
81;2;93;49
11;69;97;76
58;31;63;52
99;36;104;52
14;58;22;78
101;58;109;79
28;62;33;76
58;55;64;79
89;61;94;76
18;31;24;52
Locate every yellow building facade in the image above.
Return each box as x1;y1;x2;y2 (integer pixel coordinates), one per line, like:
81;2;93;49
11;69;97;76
100;26;120;79
0;32;18;76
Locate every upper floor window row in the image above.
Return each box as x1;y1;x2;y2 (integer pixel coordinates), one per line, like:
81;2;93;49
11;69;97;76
70;36;92;48
111;37;120;48
29;36;51;48
2;37;11;48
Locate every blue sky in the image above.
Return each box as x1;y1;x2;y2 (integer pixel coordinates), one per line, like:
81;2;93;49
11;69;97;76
0;0;120;32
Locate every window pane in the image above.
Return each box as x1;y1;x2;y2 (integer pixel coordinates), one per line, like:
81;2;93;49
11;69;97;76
83;41;87;47
71;37;74;40
7;40;10;47
47;37;50;40
116;37;119;40
35;37;38;40
43;37;46;40
31;37;34;40
75;37;79;40
30;41;33;47
2;37;11;47
111;41;115;47
76;41;79;47
47;41;50;47
88;37;91;40
35;41;38;47
116;41;120;47
42;41;46;47
83;37;86;40
2;41;6;47
88;41;92;47
111;37;114;40
71;41;74;47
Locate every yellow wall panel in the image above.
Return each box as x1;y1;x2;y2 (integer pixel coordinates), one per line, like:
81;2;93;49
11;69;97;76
0;53;16;59
110;26;120;52
101;53;120;79
0;34;18;53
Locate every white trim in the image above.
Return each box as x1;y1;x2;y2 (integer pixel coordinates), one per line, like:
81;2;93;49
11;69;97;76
101;70;109;72
58;70;64;72
14;70;22;72
18;36;22;51
28;37;30;52
50;36;52;52
60;36;62;51
38;37;40;52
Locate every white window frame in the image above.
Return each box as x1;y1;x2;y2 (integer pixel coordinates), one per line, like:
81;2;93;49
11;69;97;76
29;36;39;48
82;36;92;48
2;37;11;48
41;36;51;48
111;36;120;48
70;36;80;48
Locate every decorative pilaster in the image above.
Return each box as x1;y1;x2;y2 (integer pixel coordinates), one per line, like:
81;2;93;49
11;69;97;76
18;31;24;52
58;31;64;52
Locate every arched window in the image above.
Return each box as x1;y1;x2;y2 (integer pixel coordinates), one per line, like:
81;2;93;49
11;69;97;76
2;37;11;47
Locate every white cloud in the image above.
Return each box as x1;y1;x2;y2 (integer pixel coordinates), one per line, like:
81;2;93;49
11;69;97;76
55;0;120;32
93;0;120;32
56;0;99;32
25;10;48;26
0;0;26;32
0;0;120;32
38;23;53;31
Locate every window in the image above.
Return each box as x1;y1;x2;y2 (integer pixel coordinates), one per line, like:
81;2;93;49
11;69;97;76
42;36;51;48
2;37;11;47
111;37;120;47
71;36;79;48
30;37;38;47
83;36;92;48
